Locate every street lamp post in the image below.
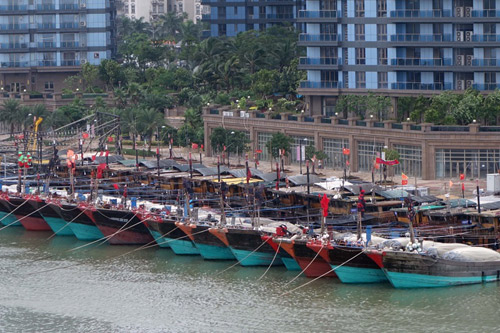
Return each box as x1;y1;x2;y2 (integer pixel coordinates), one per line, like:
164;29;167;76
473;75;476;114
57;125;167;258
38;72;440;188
299;138;307;174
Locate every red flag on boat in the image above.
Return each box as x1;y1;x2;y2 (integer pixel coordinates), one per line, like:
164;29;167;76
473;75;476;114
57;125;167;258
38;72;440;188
320;194;330;217
402;173;408;185
113;183;119;191
82;132;89;139
376;157;400;166
192;143;199;150
246;167;252;184
342;148;350;155
97;163;107;179
460;174;465;180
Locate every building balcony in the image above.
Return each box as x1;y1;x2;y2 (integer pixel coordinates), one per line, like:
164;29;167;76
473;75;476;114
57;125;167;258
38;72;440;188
0;24;29;30
61;41;79;48
299;57;341;66
37;23;57;29
0;43;28;49
60;22;80;29
59;3;79;10
36;4;56;10
473;83;500;91
390;58;452;66
471;34;500;42
389;9;452;18
37;42;56;48
0;5;28;10
472;59;498;66
61;60;80;66
472;10;500;17
298;10;338;18
0;61;29;68
266;14;294;19
390;34;453;42
391;82;452;91
38;60;57;67
299;33;340;42
300;81;343;89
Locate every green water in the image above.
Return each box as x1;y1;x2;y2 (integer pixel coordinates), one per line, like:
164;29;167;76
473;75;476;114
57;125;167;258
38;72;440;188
0;227;499;332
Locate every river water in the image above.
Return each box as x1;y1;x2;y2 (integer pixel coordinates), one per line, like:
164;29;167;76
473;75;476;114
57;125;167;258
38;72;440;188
0;227;498;333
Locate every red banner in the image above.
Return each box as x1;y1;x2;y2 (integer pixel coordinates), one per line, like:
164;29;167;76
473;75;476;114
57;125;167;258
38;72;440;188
376;157;400;166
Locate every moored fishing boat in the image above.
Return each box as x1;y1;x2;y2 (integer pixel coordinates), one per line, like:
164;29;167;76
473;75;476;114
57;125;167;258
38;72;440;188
280;238;336;277
178;219;235;260
0;193;21;227
144;215;199;254
368;241;500;288
86;206;154;245
58;202;105;241
0;195;52;231
263;235;301;271
37;198;75;236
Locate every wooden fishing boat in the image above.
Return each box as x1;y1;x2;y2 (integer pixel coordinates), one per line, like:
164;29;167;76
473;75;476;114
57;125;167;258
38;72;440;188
85;206;154;245
144;215;199;254
0;195;51;231
177;221;235;260
0;193;21;227
262;235;301;271
278;238;336;277
57;202;105;241
367;247;500;288
37;198;75;236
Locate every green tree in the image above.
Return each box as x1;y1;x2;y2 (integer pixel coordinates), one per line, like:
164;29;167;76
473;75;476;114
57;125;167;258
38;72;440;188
266;132;294;159
0;99;23;135
136;108;165;151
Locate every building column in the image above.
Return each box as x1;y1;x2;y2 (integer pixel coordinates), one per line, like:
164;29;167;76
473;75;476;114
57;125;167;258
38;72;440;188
349;134;357;172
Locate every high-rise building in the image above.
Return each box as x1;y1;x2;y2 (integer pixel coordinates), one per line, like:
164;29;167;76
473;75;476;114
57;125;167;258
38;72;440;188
298;0;500;115
0;0;116;93
201;0;304;37
118;0;167;22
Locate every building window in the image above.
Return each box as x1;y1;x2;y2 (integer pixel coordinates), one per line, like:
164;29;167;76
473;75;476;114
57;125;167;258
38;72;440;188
355;48;365;65
377;48;387;65
44;81;54;90
394;144;422;177
355;24;365;41
218;24;227;36
435;149;500;179
377;0;387;17
355;0;364;17
358;141;384;172
290;136;314;164
234;6;238;15
378;72;388;89
257;132;273;161
323;138;349;169
377;24;387;41
356;72;366;88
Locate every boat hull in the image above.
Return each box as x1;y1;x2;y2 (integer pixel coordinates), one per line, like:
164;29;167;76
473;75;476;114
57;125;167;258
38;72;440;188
1;197;51;231
59;204;104;241
165;237;200;255
0;211;21;227
43;216;74;236
69;222;105;241
145;218;198;253
148;230;171;248
225;229;282;267
293;240;335;277
187;224;234;260
195;243;235;260
90;209;154;245
264;236;300;270
331;265;387;284
381;251;500;288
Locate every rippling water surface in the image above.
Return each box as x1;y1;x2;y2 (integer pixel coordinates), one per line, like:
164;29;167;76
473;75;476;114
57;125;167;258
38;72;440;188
0;227;499;332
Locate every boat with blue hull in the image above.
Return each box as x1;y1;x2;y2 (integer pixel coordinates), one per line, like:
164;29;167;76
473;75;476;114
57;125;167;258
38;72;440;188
307;241;387;283
0;209;21;227
177;222;235;260
145;216;199;254
58;203;105;241
368;249;500;288
0;196;52;231
223;228;283;267
263;236;301;271
37;200;74;236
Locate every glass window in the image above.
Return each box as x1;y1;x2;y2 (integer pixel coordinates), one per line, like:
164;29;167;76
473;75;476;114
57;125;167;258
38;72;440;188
356;48;365;65
323;138;349;170
394;144;422;177
355;24;365;41
355;0;365;17
257;132;273;161
358;141;384;172
356;71;366;88
290;136;314;164
435;149;500;179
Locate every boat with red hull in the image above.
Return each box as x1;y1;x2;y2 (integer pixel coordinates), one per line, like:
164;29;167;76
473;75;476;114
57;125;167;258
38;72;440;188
85;207;154;245
0;196;51;231
278;238;336;278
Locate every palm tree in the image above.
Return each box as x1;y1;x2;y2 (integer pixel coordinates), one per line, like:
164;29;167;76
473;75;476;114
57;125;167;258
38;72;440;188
136;108;165;151
0;99;22;135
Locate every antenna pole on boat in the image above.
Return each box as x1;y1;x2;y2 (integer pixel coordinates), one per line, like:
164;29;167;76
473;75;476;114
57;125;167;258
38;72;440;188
217;155;221;182
477;184;481;214
306;160;310;195
219;183;226;226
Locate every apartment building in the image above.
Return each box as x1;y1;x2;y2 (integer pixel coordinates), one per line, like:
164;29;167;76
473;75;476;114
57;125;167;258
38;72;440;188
0;0;116;93
298;0;500;116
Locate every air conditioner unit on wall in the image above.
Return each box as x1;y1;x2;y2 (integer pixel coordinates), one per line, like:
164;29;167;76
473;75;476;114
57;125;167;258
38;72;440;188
465;31;472;42
457;79;465;90
80;21;86;27
456;31;463;41
81;59;87;64
466;80;473;89
465;7;472;17
456;7;463;17
456;54;464;66
466;55;473;66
